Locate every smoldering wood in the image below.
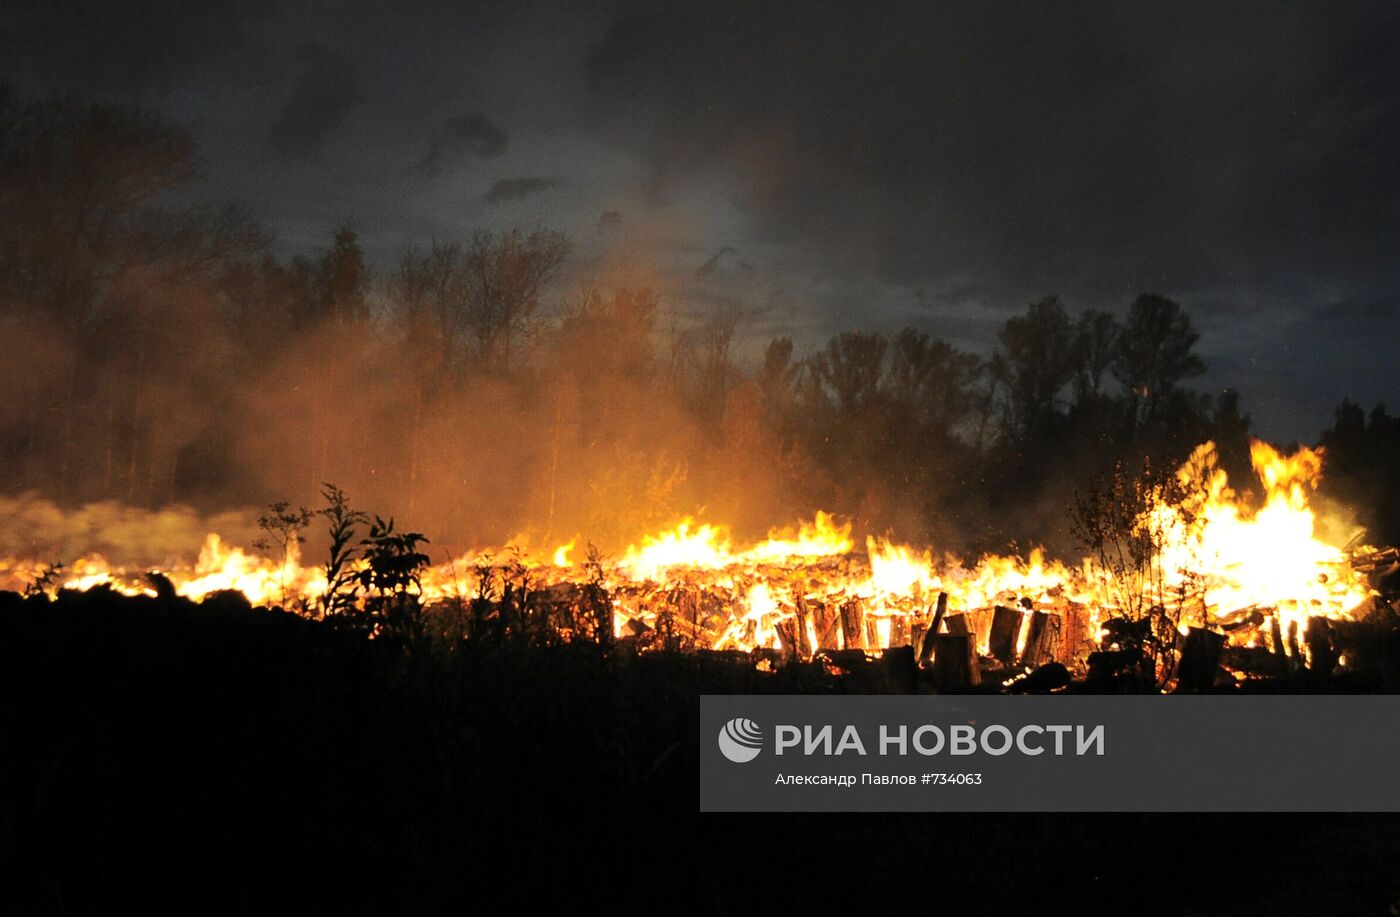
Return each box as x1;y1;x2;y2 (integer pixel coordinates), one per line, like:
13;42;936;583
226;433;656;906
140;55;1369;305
1012;661;1071;693
1021;611;1062;668
926;633;980;690
1268;612;1291;671
944;612;971;635
1221;644;1286;678
1304;616;1338;676
1176;626;1226;691
988;605;1024;665
818;648;871;671
881;645;917;693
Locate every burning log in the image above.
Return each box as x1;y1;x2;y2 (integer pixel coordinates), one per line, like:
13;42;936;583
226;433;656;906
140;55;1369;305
988;605;1024;665
917;593;950;665
1059;602;1095;665
793;596;814;657
840;599;867;651
888;614;910;648
774;619;800;664
1222;644;1286;679
809;600;839;651
930;591;949;634
1175;626;1226;691
944;612;971;635
926;633;980;690
1021;611;1062;668
1217;605;1265;634
864;616;881;649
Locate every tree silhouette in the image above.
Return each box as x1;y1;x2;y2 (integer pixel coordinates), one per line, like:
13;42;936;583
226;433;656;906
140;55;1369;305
462;228;569;373
990;295;1075;440
1113;293;1205;428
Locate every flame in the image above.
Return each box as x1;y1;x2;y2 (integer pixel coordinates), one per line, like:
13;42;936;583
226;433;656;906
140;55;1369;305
2;440;1379;665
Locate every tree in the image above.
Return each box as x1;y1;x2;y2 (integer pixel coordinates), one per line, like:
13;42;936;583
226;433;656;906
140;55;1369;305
462;228;569;373
811;331;887;415
885;328;984;436
1113;294;1205;427
1070;309;1121;407
0;92;199;328
393;239;469;372
316;225;370;325
991;295;1075;438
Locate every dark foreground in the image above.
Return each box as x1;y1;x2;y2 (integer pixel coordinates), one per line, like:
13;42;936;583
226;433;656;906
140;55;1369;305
2;589;1398;915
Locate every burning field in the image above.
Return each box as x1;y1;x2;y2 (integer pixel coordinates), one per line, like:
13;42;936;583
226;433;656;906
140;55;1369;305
5;437;1395;694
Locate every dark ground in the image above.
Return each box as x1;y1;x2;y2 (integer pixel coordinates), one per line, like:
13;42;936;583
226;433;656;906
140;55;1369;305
2;589;1397;915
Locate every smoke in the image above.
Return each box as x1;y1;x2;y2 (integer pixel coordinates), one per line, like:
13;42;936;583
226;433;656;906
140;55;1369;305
0;495;257;566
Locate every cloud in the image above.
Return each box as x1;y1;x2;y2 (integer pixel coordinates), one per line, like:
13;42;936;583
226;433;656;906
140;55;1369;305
268;43;365;159
596;210;623;234
0;0;264;97
421;113;508;175
483;176;557;204
584;2;1400;304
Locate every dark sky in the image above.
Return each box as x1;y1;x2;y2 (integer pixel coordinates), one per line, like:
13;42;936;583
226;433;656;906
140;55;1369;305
3;0;1397;440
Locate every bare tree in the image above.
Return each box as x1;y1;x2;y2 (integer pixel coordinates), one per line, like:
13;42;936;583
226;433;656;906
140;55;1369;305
462;228;569;373
0;93;199;328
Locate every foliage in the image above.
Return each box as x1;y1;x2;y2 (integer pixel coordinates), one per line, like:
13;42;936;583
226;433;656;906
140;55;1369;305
317;483;368;620
253;500;311;607
357;515;430;598
1070;455;1209;687
23;561;64;599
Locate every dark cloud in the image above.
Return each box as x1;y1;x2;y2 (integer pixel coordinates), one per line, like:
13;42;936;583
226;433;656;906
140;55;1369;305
483;176;557;204
268;43;365;159
0;0;265;97
421;113;508;175
585;2;1400;301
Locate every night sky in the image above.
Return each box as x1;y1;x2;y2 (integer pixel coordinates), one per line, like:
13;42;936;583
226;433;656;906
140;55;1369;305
3;0;1397;440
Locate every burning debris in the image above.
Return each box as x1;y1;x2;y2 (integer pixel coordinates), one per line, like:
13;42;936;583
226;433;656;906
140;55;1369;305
1;438;1392;692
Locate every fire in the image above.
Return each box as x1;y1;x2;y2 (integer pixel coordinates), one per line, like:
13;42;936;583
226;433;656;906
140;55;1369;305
1;439;1380;669
1153;441;1371;637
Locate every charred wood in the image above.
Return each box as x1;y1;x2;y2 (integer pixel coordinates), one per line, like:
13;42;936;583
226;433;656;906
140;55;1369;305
1021;611;1062;668
988;605;1024;665
1175;626;1226;692
926;633;980;690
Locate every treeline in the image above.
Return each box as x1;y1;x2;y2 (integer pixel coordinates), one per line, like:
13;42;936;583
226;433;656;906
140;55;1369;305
0;90;1394;554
